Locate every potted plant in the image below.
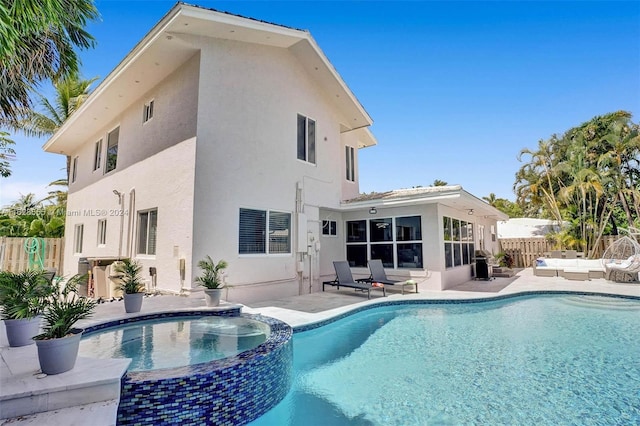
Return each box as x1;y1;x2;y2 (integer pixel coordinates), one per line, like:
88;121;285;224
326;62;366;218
0;270;52;347
195;256;228;307
114;259;146;313
34;274;96;375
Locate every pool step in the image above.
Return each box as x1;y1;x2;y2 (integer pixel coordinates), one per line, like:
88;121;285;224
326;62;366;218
0;344;130;421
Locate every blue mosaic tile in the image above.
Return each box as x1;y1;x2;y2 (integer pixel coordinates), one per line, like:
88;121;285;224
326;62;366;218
83;310;292;426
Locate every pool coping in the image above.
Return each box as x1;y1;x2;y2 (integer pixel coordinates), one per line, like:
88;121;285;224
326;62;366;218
290;290;640;332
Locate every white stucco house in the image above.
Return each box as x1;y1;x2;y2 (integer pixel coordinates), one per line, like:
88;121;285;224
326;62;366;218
43;3;507;302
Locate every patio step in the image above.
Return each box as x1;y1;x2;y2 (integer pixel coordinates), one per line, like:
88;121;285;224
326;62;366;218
492;267;515;278
0;344;129;420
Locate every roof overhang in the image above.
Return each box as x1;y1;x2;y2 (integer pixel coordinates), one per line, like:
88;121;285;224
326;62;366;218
338;186;509;220
43;2;373;154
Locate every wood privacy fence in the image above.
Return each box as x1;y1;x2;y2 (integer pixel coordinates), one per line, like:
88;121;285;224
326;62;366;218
499;236;621;268
0;237;64;273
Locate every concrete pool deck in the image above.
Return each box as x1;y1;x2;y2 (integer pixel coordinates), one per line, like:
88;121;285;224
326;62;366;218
1;268;638;424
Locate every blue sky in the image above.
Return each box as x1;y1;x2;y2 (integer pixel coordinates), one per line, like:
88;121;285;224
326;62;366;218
2;0;639;207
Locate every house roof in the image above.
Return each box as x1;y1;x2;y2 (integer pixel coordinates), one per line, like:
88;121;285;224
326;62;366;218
497;218;566;238
43;2;375;154
340;185;509;220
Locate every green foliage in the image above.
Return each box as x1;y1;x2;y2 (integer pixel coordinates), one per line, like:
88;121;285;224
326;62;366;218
0;192;66;237
0;269;54;319
494;252;514;268
0;131;16;178
0;0;98;125
483;193;523;218
432;179;448;186
37;274;96;339
113;259;145;294
195;256;228;289
514;111;640;256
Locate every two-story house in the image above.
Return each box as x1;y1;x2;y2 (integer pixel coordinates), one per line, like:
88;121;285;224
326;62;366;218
44;3;506;303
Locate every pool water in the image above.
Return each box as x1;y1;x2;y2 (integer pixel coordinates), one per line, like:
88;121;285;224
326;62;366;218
79;316;269;371
250;295;640;425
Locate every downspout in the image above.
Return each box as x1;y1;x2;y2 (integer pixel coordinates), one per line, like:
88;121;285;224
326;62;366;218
115;191;124;258
126;188;136;257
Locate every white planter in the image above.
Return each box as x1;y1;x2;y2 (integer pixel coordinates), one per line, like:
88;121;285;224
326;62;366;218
204;289;223;307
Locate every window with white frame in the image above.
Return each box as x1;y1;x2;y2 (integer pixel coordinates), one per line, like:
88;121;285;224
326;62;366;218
143;100;154;123
296;114;316;164
443;216;474;269
345;146;355;182
74;224;84;254
239;208;291;255
105;127;119;173
71;156;78;183
478;224;485;250
345;216;423;268
97;219;107;246
322;220;337;236
93;139;102;171
137;209;157;255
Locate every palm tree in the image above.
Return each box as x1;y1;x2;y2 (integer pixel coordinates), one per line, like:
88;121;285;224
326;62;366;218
432;179;448;186
483;193;497;206
0;131;16;177
0;0;98;125
17;73;98;178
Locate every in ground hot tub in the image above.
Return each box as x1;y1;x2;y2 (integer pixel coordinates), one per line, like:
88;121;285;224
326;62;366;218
80;311;292;425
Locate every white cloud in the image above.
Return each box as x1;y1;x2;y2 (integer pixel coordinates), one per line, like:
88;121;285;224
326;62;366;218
0;181;52;208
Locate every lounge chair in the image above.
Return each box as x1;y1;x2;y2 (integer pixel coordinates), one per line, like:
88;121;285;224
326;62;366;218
366;259;418;294
322;261;385;299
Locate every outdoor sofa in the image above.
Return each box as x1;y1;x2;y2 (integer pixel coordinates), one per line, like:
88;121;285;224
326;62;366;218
532;258;605;279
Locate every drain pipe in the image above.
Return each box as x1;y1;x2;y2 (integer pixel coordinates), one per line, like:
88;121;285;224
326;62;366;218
126;189;136;257
113;190;124;258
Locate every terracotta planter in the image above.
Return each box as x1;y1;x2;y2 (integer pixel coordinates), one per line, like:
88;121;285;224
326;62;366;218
123;293;144;313
35;329;83;375
204;289;223;307
3;316;41;347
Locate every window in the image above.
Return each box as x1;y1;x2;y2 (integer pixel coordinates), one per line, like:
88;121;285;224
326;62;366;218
345;146;355;182
297;114;316;164
74;224;84;254
105;127;119;173
137;209;157;255
143;100;154;123
345;216;423;268
97;219;107;246
93;139;102;171
71;156;78;183
239;208;291;255
478;225;485;250
322;220;337;236
443;216;474;269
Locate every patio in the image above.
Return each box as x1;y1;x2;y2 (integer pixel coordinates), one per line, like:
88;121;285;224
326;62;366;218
1;268;638;425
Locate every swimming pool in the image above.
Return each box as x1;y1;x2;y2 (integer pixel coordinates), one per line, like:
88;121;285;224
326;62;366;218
250;295;640;425
79;316;270;371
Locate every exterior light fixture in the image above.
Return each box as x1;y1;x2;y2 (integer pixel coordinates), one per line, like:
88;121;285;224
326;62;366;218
369;207;377;215
468;209;474;215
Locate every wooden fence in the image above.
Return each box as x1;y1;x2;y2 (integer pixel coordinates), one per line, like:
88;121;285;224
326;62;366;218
0;237;64;273
499;236;621;268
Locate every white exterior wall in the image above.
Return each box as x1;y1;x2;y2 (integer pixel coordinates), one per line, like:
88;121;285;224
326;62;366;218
63;138;197;293
189;38;358;302
68;54;200;193
333;204;441;291
436;204;501;290
61;55;200;294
